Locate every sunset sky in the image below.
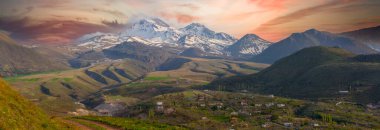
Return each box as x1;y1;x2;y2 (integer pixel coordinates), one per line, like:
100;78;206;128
0;0;379;44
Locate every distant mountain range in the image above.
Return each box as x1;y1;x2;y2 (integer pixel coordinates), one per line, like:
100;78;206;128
252;29;378;63
76;18;269;57
207;46;380;104
77;19;380;63
341;25;380;52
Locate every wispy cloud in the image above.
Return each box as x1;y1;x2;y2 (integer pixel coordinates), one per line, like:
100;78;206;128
0;0;379;43
0;17;120;44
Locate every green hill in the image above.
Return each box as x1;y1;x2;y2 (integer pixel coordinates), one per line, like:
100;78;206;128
0;78;59;129
0;32;68;77
207;46;380;104
5;59;149;115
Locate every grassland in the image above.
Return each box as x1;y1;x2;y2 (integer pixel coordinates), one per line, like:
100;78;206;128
5;59;149;115
79;57;268;117
75;116;187;130
148;57;268;83
0;78;61;129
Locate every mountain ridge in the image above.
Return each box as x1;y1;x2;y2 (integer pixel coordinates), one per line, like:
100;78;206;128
207;46;380;104
76;18;270;57
0;32;68;76
252;29;377;64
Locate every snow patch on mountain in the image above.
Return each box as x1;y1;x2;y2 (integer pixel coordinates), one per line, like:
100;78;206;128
225;34;271;56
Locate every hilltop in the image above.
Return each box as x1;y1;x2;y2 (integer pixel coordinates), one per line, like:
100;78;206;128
0;32;68;76
208;46;380;104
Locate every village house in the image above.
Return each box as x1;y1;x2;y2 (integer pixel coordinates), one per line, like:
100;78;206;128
94;102;125;116
261;123;270;128
156;101;164;112
265;102;275;107
338;90;349;94
367;103;380;109
240;99;248;106
311;123;320;127
230;112;239;124
284;122;293;127
217;102;224;109
277;104;286;108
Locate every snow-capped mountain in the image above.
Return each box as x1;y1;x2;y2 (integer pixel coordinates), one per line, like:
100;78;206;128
120;18;182;45
177;23;237;54
76;32;152;50
76;18;255;55
225;34;272;57
76;33;124;49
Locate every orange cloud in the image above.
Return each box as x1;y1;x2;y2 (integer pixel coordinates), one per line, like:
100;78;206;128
159;12;199;24
253;0;362;41
248;0;295;10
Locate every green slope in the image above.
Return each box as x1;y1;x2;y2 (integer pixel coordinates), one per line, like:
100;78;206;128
0;78;59;129
5;59;149;115
0;32;68;77
208;46;380;104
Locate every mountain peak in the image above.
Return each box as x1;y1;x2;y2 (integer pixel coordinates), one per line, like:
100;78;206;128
226;33;271;56
288;29;324;38
304;28;325;35
241;34;260;39
186;23;207;28
136;18;170;27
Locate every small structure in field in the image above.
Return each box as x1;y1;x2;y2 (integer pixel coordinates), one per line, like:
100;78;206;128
261;123;270;128
338;90;349;94
197;94;206;101
94;102;125;116
367;103;380;109
156;101;164;112
311;123;320;127
230;111;238;116
265;102;274;107
277;104;285;108
217;102;224;109
284;122;293;127
240;99;248;106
